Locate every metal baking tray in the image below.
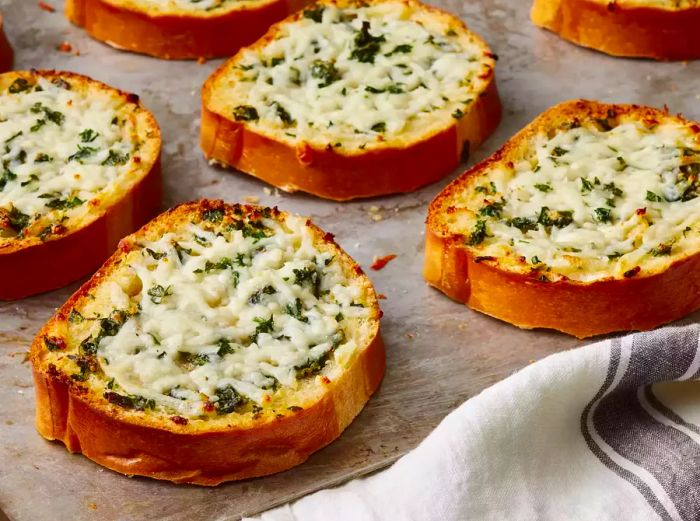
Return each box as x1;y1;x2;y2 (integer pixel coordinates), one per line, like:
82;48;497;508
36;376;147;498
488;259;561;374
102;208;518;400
1;0;699;519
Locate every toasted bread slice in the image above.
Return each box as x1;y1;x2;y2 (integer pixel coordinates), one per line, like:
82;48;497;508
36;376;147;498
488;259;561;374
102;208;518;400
531;0;700;60
30;199;385;485
201;0;501;200
426;100;700;338
66;0;313;60
0;70;161;300
0;15;13;72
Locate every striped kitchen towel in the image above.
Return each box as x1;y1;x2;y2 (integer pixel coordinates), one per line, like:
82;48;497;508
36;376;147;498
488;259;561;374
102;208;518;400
249;324;700;521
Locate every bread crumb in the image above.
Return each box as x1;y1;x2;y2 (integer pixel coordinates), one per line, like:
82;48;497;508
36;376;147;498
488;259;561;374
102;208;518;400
405;332;415;339
371;254;397;271
377;293;387;300
38;1;55;12
57;41;73;53
87;503;97;510
197;56;207;65
244;195;260;204
368;205;384;221
263;187;272;195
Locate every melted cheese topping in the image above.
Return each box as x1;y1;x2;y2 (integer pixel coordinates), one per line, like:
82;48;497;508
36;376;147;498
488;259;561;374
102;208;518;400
456;119;700;282
93;212;371;417
0;76;135;241
223;1;492;149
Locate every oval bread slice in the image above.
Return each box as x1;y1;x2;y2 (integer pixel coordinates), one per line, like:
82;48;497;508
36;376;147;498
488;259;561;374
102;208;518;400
426;100;700;338
0;70;161;300
66;0;313;60
30;199;385;485
201;0;501;200
531;0;700;60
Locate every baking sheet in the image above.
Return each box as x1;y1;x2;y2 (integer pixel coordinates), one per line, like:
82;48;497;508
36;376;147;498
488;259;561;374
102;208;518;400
1;0;700;519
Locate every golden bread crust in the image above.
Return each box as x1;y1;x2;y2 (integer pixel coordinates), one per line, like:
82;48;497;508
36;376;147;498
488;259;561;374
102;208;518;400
531;0;700;60
65;0;313;60
200;0;502;200
425;99;700;338
0;70;161;300
30;199;385;485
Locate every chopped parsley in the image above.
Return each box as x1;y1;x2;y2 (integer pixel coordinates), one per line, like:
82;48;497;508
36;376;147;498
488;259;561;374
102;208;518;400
593;207;612;223
102;149;129;166
232;105;259;122
275;102;295;126
79;128;99;143
467;219;488;245
650;243;673;256
479;199;506;218
385;44;412;57
302;5;325;22
646;191;664;202
8;78;32;93
350;21;386;63
508;217;537;233
68;145;97;163
310;59;341;88
202;208;224;223
147;284;173;304
285;298;309;323
214;385;246;414
538;207;573;228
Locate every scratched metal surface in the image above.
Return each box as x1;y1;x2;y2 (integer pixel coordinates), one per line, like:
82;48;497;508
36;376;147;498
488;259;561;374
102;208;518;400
1;0;700;519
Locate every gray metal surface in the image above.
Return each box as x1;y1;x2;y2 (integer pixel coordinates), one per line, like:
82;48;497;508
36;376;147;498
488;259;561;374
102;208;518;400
1;0;699;519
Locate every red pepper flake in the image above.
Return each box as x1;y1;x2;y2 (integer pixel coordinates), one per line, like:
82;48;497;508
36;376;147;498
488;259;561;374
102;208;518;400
170;415;188;425
57;41;73;53
636;208;647;216
203;401;215;413
320;376;331;385
38;1;55;12
371;254;397;271
377;293;387;300
624;266;641;278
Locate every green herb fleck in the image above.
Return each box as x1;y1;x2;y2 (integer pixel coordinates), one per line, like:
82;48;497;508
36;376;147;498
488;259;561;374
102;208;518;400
147;284;173;304
232;105;259;122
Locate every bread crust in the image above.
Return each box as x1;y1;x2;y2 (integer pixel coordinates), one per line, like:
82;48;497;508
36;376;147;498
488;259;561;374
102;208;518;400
0;15;13;72
531;0;700;60
30;200;385;485
0;70;162;300
200;0;502;201
65;0;312;60
425;99;700;338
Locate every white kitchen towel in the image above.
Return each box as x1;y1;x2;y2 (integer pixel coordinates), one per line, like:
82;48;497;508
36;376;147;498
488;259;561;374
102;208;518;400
248;324;700;521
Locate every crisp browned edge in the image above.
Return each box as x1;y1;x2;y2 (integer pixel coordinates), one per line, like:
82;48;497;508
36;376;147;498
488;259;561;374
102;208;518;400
0;15;13;72
531;0;700;60
425;99;700;339
29;199;386;485
199;0;503;201
0;69;162;300
65;0;313;60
